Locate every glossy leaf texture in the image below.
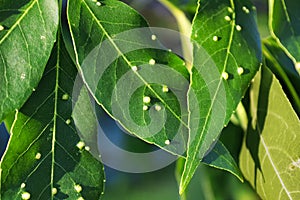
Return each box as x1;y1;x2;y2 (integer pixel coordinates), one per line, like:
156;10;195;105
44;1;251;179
269;0;300;74
0;35;105;199
67;0;190;155
180;0;262;193
240;66;300;199
0;0;59;121
66;0;243;183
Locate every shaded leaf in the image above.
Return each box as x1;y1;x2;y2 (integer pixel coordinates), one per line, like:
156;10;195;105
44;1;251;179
0;0;59;121
0;35;104;199
202;140;243;182
269;0;300;74
263;37;300;115
180;0;261;193
240;66;300;199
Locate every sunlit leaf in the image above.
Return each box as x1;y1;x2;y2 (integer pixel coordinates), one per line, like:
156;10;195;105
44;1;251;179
240;66;300;199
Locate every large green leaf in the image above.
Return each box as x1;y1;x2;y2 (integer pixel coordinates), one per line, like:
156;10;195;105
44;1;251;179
240;66;300;199
0;35;104;199
67;0;190;156
0;0;59;121
179;0;262;193
269;0;300;74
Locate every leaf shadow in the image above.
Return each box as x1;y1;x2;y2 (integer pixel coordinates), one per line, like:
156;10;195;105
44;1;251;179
245;66;273;189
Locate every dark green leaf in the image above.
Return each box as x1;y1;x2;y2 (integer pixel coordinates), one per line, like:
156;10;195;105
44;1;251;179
0;35;104;199
269;0;300;74
67;0;190;155
263;37;300;115
0;0;59;121
180;0;262;193
202;141;243;182
240;66;300;199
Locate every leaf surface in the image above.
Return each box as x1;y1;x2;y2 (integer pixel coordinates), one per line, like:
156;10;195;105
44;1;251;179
263;37;300;115
240;66;300;199
269;0;300;74
0;35;104;200
0;0;59;121
67;0;190;155
180;0;262;193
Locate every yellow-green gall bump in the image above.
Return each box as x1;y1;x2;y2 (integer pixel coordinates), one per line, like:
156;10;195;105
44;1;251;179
237;67;244;75
222;72;229;80
22;192;31;200
143;96;151;103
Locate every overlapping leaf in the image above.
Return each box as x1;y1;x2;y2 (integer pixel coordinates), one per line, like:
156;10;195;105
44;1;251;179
240;66;300;199
179;0;262;193
269;0;300;74
0;35;104;199
263;37;300;115
67;0;190;155
67;0;242;179
0;0;59;121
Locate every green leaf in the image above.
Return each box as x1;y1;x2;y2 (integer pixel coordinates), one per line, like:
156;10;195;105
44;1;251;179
67;0;190;155
263;37;300;115
202;141;243;182
269;0;300;74
67;0;243;186
240;66;300;199
0;34;104;199
0;0;59;121
179;0;262;193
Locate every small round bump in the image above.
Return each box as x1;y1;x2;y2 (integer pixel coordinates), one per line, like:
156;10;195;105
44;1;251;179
143;105;148;111
52;188;58;195
236;25;242;31
149;59;156;65
237;67;244;75
74;184;82;193
222;72;229;80
21;192;31;200
162;85;169;93
151;34;157;41
131;66;138;71
66;119;71;125
35;153;42;160
143;96;151;104
62;94;69;101
155;105;162;111
224;16;231;21
76;141;85;150
213;36;219;41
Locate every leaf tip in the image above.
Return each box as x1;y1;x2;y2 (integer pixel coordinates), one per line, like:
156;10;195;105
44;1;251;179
178;177;188;195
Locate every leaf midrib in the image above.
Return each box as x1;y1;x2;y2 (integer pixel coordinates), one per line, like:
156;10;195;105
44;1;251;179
71;0;188;129
257;126;292;199
187;0;236;169
0;0;38;45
